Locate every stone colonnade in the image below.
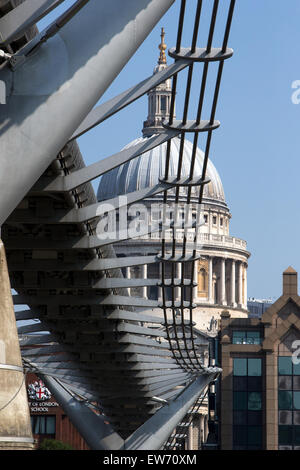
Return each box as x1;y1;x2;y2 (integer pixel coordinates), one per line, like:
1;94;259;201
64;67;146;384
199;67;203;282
186;413;209;450
127;256;248;309
196;256;248;309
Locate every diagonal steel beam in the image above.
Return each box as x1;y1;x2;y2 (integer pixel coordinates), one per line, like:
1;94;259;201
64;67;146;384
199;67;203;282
31;130;179;193
36;374;125;450
13;293;160;308
124;370;220;450
8;255;158;272
12;277;195;290
69;61;189;141
11;181;175;224
0;0;175;225
0;0;66;45
5;222;162;250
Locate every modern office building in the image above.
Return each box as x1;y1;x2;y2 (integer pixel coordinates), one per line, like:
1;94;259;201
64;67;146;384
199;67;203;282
247;298;274;319
218;266;300;450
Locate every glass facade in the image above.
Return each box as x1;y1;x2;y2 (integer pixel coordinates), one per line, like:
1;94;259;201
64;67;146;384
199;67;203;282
233;358;263;449
278;356;300;449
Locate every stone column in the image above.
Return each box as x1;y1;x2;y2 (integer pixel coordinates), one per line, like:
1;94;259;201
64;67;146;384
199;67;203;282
158;263;162;301
204;415;209;442
238;262;243;308
208;257;213;304
213;275;217;305
193;261;198;302
142;264;147;299
193;419;199;450
199;414;204;448
187;422;193;450
126;266;131;296
176;262;182;301
231;260;236;307
220;258;226;305
244;265;248;309
0;240;34;449
209;211;213;234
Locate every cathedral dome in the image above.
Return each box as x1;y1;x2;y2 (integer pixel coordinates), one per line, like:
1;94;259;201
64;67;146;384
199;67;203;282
97;135;226;205
97;27;226;208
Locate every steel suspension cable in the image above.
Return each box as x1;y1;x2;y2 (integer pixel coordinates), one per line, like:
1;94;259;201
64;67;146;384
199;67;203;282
159;0;236;374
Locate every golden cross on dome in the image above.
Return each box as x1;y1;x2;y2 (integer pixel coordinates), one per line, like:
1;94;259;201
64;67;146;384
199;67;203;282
158;27;167;64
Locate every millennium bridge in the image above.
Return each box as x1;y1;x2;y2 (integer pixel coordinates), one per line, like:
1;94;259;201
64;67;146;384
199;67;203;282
0;0;236;450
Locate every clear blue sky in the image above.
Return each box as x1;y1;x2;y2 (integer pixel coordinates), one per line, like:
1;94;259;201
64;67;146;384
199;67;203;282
38;0;300;301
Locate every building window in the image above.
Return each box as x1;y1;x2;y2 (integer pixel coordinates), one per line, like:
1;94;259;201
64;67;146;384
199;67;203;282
31;416;56;435
213;216;217;225
278;356;300;449
199;268;207;290
232;331;261;345
161;96;167;112
151;207;161;222
232;358;263;450
204;214;208;224
220;218;223;226
149;286;158;300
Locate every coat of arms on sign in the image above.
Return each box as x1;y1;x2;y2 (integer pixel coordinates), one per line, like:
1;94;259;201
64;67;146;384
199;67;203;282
28;380;51;401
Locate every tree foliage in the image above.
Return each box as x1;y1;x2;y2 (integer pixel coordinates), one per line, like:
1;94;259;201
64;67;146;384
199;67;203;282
38;439;74;450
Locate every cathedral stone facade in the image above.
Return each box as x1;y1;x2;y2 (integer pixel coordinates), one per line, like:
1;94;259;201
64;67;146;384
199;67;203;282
97;29;250;336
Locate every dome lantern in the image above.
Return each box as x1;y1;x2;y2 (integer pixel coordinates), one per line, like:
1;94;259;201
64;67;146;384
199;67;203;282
142;28;173;137
158;27;167;65
98;29;227;208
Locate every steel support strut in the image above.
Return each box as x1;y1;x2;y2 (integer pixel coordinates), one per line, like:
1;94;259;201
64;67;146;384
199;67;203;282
37;374;125;450
125;371;220;450
38;370;219;450
0;0;175;225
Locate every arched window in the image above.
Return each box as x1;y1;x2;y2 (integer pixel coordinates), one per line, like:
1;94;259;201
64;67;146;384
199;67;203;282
198;268;208;297
161;96;167;112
